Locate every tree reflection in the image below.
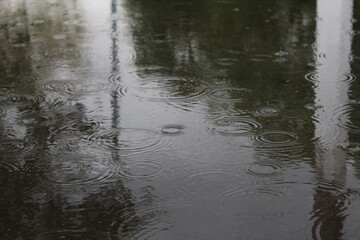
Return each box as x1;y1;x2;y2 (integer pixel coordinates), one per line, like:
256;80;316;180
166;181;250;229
0;0;160;238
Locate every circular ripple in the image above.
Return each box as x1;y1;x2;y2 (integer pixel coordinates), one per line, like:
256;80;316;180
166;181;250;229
311;179;355;240
305;72;356;83
254;107;280;117
177;169;244;199
129;78;207;101
117;161;167;179
88;128;165;155
248;130;304;158
108;74;121;84
39;155;116;188
209;117;262;135
66;83;105;95
161;125;185;135
0;139;35;154
246;162;284;177
207;87;253;102
111;204;167;240
218;188;286;219
252;130;298;145
333;101;360;134
115;86;129;98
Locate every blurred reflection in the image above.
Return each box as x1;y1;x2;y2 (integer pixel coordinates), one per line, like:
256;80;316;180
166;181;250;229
311;0;354;239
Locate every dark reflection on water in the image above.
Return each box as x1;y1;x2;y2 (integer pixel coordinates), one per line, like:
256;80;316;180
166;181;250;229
1;0;360;239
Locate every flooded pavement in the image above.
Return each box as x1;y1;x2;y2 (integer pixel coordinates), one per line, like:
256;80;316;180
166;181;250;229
1;0;360;239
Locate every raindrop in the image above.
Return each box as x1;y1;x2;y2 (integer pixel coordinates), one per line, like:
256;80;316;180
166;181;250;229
161;125;185;135
254;107;280;117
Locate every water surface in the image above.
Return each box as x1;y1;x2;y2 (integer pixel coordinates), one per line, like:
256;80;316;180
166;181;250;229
1;0;360;239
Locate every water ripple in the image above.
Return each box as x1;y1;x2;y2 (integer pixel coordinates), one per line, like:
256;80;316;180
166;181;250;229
38;155;116;189
209;116;262;136
305;71;356;83
0;139;35;155
247;130;304;158
65;83;106;95
246;161;285;177
15;229;116;240
207;87;253;102
18;112;57;127
333;101;360;134
176;169;244;200
310;179;357;240
116;161;168;179
218;188;287;219
88;128;166;156
129;78;207;101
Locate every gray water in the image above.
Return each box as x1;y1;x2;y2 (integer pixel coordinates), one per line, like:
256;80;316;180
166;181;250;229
1;0;360;239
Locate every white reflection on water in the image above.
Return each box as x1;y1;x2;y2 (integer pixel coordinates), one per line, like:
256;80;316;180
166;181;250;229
312;0;354;238
314;0;353;184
